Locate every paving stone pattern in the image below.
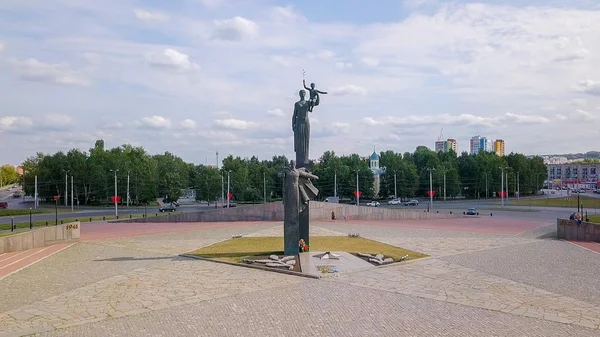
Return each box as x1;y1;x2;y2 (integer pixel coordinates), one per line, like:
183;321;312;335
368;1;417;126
0;217;599;336
29;282;598;337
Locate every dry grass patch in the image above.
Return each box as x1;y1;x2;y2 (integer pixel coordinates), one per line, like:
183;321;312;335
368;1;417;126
188;236;427;263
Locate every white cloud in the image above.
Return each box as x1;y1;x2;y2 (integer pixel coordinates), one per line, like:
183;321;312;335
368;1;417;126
136;116;172;129
363;112;551;128
335;62;353;70
360;58;379;67
16;59;88;86
211;16;259;41
576;80;600;96
214;118;256;130
309;50;335;60
42;114;73;129
331;85;367;96
0;42;4;53
331;122;351;133
133;9;169;22
145;49;199;70
267;109;285;117
0;116;33;131
180;119;197;129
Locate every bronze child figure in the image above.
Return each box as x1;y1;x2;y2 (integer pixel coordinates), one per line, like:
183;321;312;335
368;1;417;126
302;79;327;112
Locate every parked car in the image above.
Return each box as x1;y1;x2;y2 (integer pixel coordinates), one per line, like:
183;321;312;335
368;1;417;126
404;199;419;206
366;201;380;207
464;208;479;216
387;199;401;205
223;202;237;208
159;204;177;212
0;202;8;209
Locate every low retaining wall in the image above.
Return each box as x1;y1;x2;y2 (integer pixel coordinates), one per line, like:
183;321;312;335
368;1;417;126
118;202;459;223
557;218;600;242
0;222;80;254
312;202;459;220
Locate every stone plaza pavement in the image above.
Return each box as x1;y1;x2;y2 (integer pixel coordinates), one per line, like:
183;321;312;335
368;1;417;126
0;217;599;336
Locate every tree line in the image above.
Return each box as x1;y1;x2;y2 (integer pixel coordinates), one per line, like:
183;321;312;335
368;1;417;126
0;165;20;187
18;140;547;206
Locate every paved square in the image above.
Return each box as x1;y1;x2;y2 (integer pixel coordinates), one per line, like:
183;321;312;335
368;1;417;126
0;216;598;336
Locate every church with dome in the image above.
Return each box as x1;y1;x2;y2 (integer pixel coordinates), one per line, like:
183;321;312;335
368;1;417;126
369;149;386;197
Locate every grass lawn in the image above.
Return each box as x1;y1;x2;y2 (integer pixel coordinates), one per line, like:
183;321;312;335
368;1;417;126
588;215;600;223
0;209;50;217
0;212;172;232
188;236;428;263
509;195;600;208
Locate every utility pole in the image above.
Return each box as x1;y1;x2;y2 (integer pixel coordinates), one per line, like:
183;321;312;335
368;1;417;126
227;170;231;208
263;172;266;204
356;170;360;206
394;170;397;200
427;168;435;210
221;172;224;206
34;175;38;209
485;172;488;200
499;167;505;207
517;172;520;200
505;170;508;204
443;169;447;201
127;171;130;208
334;170;337;198
111;169;119;216
70;175;73;212
63;169;70;207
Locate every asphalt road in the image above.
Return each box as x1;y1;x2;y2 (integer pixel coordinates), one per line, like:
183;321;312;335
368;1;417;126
0;204;215;225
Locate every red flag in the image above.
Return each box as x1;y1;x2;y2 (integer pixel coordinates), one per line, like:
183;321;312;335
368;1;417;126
427;190;436;197
227;193;233;200
497;191;506;198
53;195;60;200
353;191;362;198
111;196;121;203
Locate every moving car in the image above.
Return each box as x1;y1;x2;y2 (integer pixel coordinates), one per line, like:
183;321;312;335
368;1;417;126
159;204;177;212
366;201;380;207
404;199;419;206
387;199;401;205
0;202;8;209
464;208;479;216
223;202;237;208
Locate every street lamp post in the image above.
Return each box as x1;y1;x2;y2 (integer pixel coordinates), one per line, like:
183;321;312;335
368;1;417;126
70;175;74;212
263;172;266;204
127;171;130;208
393;170;397;200
333;169;338;198
110;169;119;216
499;167;507;207
427;168;435;210
356;170;360;206
227;170;231;208
62;169;70;207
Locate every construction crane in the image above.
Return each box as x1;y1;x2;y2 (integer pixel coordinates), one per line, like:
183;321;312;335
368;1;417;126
438;128;444;141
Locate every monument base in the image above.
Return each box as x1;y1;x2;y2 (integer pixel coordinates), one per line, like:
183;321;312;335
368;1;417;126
299;205;310;248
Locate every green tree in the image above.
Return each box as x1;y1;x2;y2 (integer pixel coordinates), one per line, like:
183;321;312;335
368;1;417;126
0;164;19;186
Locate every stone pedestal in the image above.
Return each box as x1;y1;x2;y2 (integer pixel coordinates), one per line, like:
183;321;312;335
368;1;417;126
299;205;310;248
283;211;300;256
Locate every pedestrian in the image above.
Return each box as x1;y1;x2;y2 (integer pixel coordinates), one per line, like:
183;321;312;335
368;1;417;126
575;212;582;226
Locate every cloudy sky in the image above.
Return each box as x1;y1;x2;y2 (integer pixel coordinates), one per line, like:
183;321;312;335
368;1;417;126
1;0;600;165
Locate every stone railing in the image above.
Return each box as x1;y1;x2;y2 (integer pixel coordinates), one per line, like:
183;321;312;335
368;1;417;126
118;201;460;223
556;218;600;242
0;221;80;254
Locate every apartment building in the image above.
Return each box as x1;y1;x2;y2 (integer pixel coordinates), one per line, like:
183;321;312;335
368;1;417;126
494;139;505;156
548;163;600;188
434;139;458;153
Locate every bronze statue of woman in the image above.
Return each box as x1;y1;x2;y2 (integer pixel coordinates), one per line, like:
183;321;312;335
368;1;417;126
292;89;311;168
